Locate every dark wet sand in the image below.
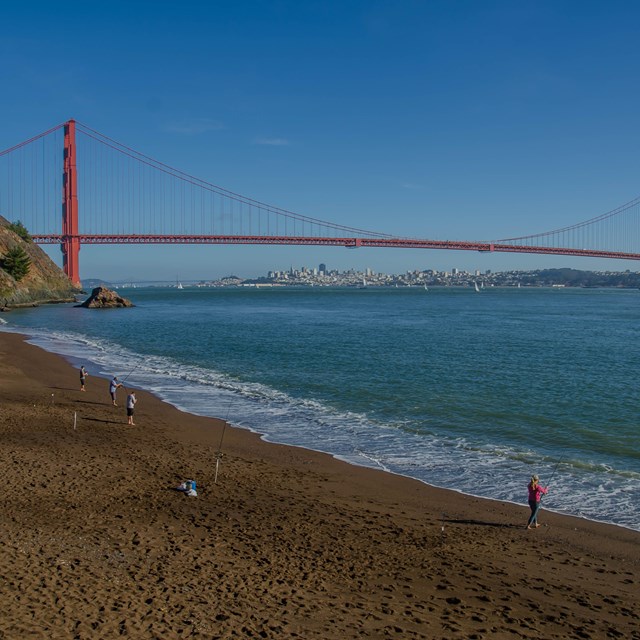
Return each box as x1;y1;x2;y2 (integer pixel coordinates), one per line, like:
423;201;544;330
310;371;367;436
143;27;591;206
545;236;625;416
0;332;638;639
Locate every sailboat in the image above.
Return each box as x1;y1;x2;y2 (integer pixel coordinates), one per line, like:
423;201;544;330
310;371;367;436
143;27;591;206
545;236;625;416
474;281;480;293
359;277;367;289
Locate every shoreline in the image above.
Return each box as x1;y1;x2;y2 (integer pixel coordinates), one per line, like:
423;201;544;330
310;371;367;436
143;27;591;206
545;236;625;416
9;323;639;535
6;322;638;533
8;324;638;535
1;331;638;638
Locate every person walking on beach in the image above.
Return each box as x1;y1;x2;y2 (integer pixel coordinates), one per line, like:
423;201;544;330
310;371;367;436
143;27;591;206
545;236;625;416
110;376;123;406
80;366;88;392
126;391;137;425
526;474;548;529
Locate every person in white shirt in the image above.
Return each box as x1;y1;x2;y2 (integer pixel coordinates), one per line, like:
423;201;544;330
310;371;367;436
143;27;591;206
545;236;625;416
110;376;122;406
126;391;137;425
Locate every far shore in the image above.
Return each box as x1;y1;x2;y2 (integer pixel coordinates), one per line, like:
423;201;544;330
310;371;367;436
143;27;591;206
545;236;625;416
0;331;638;639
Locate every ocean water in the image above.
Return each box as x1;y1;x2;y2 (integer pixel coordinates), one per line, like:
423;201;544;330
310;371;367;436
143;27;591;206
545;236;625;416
2;286;639;531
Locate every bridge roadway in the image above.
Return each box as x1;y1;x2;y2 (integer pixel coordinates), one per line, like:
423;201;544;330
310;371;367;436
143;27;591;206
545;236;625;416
32;234;640;261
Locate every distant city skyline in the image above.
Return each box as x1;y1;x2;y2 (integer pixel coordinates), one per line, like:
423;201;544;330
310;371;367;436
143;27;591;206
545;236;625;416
96;262;639;288
71;243;639;283
3;2;640;280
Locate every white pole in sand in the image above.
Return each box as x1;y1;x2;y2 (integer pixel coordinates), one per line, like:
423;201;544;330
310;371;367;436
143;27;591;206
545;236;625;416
74;411;77;430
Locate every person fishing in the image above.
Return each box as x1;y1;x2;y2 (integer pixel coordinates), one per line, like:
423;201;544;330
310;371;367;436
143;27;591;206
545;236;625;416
80;366;88;392
110;376;123;406
126;391;137;426
526;474;548;529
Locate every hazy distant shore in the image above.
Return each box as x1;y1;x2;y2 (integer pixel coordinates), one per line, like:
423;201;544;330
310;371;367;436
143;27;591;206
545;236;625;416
85;266;640;291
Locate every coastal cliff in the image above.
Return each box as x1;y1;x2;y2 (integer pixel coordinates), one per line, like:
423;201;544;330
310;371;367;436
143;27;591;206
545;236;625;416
0;216;80;308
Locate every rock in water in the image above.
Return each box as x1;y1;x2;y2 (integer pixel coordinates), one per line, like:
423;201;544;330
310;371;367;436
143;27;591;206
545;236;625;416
77;286;134;309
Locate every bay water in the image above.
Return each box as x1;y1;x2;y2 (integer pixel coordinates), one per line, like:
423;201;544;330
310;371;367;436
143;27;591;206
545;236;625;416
2;286;639;531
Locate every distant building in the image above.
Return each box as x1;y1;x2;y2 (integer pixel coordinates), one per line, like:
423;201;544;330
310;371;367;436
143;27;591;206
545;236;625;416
319;263;327;274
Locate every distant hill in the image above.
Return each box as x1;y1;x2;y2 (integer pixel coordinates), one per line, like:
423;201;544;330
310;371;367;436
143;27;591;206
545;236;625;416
520;268;640;288
0;216;81;308
82;278;113;289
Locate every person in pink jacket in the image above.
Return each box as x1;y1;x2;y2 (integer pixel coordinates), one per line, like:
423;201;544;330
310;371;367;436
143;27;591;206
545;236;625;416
526;474;548;529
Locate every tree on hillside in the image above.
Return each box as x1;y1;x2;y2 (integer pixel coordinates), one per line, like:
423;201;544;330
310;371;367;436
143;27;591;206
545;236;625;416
1;246;32;281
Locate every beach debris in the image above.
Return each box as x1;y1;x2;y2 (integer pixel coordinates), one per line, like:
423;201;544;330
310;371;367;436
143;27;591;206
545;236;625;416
175;479;197;497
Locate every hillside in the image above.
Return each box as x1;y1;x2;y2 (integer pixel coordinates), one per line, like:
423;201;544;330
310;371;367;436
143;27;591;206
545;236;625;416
0;217;81;308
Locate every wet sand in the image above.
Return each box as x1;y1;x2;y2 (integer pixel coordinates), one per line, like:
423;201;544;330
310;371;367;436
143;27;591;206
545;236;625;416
0;332;638;639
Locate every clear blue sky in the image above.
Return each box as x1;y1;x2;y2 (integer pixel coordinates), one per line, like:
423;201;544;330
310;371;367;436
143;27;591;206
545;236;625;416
1;0;640;281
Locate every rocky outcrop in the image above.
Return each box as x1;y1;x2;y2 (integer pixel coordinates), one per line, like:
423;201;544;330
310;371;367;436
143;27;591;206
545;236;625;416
0;216;80;308
77;286;134;309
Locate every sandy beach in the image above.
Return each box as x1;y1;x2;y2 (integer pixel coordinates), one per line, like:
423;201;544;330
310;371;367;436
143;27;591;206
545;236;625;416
0;332;638;639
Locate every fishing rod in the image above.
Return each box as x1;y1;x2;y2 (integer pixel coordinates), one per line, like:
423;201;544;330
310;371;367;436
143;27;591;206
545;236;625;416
214;421;227;484
114;359;147;396
214;396;235;484
120;361;143;386
546;448;569;487
534;447;569;527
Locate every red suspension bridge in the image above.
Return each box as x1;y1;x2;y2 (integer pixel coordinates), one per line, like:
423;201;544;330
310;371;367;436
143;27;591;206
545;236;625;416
2;119;640;285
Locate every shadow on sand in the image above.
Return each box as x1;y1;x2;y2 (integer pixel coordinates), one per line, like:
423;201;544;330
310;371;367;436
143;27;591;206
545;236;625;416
443;518;521;529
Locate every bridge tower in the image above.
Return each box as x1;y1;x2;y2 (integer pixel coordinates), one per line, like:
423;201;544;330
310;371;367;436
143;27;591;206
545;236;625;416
62;119;81;285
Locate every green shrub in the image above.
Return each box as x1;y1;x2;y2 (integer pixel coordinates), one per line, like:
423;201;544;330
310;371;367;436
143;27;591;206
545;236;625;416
1;246;32;281
7;220;32;243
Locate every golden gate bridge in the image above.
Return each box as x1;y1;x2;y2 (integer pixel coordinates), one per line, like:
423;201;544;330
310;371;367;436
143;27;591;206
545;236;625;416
2;119;640;285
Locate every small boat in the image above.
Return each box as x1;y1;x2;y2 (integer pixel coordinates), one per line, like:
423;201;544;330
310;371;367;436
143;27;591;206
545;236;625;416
474;281;480;292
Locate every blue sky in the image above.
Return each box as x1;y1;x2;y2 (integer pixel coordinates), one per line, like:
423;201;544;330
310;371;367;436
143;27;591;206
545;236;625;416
1;0;640;281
